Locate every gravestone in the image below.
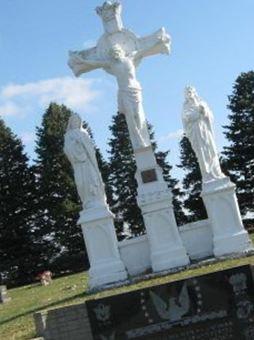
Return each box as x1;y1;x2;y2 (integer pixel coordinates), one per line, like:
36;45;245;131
86;265;254;339
0;285;11;303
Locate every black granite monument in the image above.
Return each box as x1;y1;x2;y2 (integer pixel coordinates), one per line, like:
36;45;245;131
86;265;254;340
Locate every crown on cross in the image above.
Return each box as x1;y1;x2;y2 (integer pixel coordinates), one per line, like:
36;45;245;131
96;1;121;22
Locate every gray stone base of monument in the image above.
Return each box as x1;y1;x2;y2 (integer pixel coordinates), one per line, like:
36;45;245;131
202;177;253;257
78;206;127;289
0;285;11;303
34;303;93;340
135;146;190;272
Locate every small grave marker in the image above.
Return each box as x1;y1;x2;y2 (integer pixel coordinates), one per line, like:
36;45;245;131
0;285;11;304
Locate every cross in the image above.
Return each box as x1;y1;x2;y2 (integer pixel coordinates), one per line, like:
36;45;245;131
68;1;171;150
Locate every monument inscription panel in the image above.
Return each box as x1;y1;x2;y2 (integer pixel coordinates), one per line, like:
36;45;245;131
86;265;254;339
141;169;157;184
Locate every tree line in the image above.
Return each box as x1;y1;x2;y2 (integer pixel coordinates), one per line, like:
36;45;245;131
0;71;253;287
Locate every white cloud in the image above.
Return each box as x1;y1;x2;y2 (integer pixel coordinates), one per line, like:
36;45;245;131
159;129;184;142
0;101;24;117
0;77;100;118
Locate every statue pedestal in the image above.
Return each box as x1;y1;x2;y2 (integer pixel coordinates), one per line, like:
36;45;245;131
202;177;253;257
78;207;127;289
135;146;190;271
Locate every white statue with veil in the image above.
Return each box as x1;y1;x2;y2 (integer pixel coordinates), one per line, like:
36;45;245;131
64;113;127;288
64;113;107;210
182;86;225;182
68;1;170;150
182;86;252;258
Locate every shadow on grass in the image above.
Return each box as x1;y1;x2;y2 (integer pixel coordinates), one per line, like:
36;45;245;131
0;292;88;326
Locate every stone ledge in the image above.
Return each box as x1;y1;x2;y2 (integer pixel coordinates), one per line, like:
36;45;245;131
34;303;93;340
88;248;254;294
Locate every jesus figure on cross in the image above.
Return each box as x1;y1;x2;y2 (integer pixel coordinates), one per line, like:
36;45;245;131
68;1;171;150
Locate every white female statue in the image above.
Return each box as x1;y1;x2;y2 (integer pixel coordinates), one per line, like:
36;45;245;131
64;113;106;210
182;86;225;182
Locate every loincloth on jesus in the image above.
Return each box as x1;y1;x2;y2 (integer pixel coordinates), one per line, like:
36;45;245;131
117;87;143;116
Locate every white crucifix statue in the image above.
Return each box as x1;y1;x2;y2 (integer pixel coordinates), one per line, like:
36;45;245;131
68;1;190;273
68;0;170;150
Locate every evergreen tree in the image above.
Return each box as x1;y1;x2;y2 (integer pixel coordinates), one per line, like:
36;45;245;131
108;113;140;237
178;136;207;222
0;119;38;285
96;148;114;207
108;112;185;237
223;71;254;219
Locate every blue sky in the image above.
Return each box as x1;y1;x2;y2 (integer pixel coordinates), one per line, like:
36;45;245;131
0;0;253;178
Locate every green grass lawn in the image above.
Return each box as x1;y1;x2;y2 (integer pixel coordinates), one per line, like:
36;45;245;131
1;234;254;340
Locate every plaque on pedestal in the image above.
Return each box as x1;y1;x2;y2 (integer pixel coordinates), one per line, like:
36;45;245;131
141;169;157;184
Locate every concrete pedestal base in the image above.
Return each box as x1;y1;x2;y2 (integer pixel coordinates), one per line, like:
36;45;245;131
78;207;127;289
202;177;253;257
140;192;190;272
135;146;190;272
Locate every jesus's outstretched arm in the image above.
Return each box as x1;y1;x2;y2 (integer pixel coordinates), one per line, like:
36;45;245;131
131;28;171;65
68;49;109;77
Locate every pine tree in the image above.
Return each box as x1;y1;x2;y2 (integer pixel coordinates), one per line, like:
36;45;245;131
107;112;185;237
0;119;38;285
34;103;85;273
96;148;114;207
108;113;141;237
223;71;254;219
178;136;207;222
